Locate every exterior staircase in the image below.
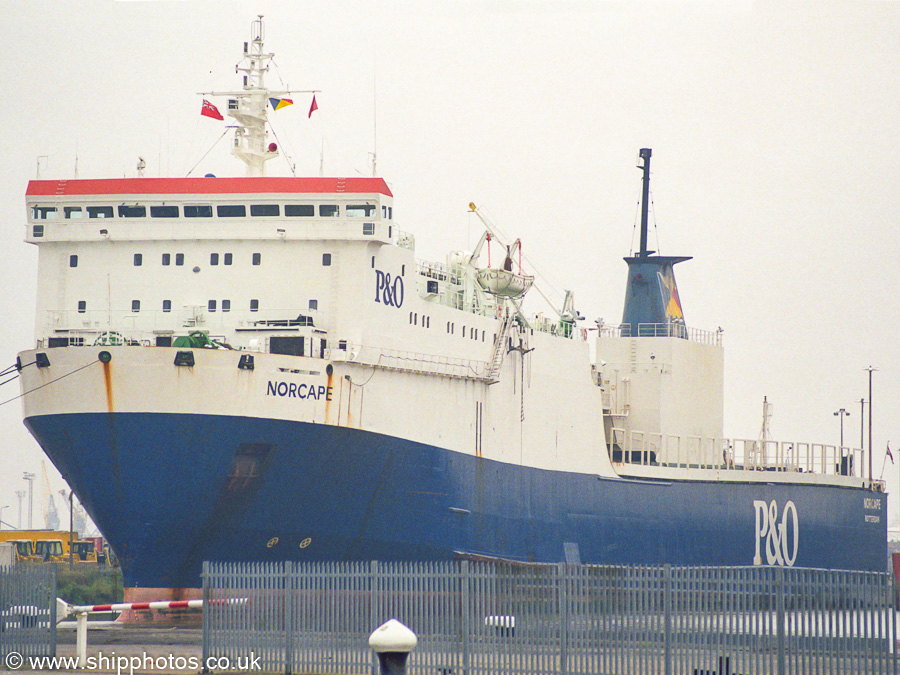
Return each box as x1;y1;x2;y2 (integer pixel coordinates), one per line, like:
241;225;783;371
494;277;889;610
484;309;515;384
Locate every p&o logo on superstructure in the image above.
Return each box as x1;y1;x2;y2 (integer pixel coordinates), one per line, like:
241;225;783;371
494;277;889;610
374;269;404;308
752;499;799;567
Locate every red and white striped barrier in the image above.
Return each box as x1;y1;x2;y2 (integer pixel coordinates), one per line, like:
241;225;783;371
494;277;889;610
58;597;247;666
60;596;245;619
68;599;204;614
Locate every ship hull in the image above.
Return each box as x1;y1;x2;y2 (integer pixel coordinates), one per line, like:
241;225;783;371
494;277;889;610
25;410;886;590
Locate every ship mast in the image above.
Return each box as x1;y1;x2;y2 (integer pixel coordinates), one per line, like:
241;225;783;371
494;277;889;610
638;148;653;257
200;16;318;177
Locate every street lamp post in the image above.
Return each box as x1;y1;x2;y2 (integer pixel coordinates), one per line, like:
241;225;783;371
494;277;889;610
22;473;35;530
859;398;866;451
834;408;850;448
15;491;25;529
865;366;877;482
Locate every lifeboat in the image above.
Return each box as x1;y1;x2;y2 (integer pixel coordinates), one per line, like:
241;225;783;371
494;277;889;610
475;267;534;298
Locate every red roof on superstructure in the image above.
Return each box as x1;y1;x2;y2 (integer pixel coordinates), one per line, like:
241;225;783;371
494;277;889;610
26;176;393;197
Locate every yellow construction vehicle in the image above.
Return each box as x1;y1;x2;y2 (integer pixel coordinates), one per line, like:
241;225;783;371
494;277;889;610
34;539;65;563
6;539;38;563
66;540;98;564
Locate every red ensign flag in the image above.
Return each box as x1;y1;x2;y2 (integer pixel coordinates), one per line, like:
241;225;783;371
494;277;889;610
201;99;224;121
308;94;318;118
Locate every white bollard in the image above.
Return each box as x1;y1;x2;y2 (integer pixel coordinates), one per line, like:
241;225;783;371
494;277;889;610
369;619;417;675
76;612;88;667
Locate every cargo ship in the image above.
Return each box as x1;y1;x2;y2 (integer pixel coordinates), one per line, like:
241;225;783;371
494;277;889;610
16;17;886;603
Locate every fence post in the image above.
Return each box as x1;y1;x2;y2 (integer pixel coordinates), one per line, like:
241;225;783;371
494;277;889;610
49;563;57;658
370;561;379;675
201;561;210;673
558;562;568;675
461;560;470;675
891;571;898;675
284;561;294;675
664;564;672;675
776;566;785;675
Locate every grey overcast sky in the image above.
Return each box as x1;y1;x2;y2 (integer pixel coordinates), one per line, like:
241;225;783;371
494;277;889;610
1;1;898;535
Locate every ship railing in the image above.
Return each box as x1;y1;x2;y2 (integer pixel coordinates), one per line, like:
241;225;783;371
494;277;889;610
529;315;590;342
40;307;326;346
599;323;723;346
332;343;486;380
611;427;865;478
416;259;462;285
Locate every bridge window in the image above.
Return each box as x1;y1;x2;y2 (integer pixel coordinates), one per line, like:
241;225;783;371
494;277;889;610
217;205;245;218
78;301;86;313
162;253;170;266
208;300;217;312
65;207;83;219
251;204;280;217
211;253;219;266
31;206;59;220
319;204;339;218
175;253;184;266
88;206;114;218
134;253;143;266
185;205;213;218
131;300;141;313
162;300;171;312
285;204;314;217
222;299;231;312
32;225;43;237
363;223;375;235
322;253;331;266
224;253;233;265
309;300;318;311
250;299;259;312
252;253;261;265
118;205;146;218
270;336;305;357
347;204;376;218
150;205;179;218
69;255;78;268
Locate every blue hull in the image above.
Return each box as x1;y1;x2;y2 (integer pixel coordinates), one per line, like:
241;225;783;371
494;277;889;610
25;412;886;589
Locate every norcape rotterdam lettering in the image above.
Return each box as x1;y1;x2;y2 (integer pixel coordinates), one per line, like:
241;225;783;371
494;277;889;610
267;380;333;401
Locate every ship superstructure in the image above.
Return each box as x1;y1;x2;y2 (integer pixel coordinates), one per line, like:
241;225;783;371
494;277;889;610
16;18;886;600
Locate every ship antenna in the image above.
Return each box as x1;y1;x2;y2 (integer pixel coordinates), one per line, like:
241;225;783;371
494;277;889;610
638;148;652;257
198;15;319;177
371;46;377;177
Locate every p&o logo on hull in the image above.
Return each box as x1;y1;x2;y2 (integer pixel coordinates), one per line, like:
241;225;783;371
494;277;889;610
753;499;799;567
374;269;404;308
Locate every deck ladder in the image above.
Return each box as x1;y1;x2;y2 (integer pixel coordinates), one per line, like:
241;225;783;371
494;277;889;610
484;309;515;384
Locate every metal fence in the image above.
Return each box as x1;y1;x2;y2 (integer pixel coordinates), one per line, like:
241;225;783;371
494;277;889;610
0;563;57;662
203;561;897;675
